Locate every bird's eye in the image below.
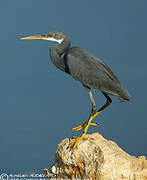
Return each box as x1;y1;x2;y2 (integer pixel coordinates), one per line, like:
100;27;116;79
49;34;55;38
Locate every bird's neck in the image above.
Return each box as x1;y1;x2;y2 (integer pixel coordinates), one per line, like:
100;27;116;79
54;38;71;55
50;38;70;72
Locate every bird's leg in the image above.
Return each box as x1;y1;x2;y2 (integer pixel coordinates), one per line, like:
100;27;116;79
68;114;98;149
71;86;98;131
89;92;112;123
68;92;112;149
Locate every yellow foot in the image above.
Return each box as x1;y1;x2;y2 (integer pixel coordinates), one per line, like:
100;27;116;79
68;111;102;149
71;121;98;131
67;134;87;149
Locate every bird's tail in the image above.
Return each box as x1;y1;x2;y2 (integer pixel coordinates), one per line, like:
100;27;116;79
116;84;131;102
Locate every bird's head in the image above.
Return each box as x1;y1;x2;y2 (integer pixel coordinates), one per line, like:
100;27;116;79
20;30;66;44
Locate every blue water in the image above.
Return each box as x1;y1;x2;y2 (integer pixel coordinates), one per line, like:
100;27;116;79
0;0;147;175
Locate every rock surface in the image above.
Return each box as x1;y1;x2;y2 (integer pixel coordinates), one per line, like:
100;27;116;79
46;133;147;180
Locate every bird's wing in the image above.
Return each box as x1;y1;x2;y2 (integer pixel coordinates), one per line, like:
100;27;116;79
64;47;120;90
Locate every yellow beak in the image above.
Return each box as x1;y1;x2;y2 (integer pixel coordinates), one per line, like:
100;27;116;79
20;35;47;40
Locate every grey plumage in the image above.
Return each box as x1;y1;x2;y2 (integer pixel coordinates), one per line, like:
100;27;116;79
64;47;130;101
49;31;130;102
21;30;131;148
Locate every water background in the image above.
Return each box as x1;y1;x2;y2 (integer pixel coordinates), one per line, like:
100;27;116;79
0;0;147;174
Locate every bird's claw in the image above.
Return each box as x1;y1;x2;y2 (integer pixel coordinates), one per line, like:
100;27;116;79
90;122;99;126
67;134;87;149
67;112;101;149
71;121;98;131
71;121;88;131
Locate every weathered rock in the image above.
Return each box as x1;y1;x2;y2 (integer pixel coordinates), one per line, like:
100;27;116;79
46;133;147;180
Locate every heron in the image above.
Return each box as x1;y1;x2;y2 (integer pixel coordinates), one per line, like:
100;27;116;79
20;30;131;149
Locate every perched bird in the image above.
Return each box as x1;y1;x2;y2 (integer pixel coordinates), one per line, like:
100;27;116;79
21;30;131;149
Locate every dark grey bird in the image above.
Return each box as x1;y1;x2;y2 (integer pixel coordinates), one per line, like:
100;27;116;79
21;30;131;149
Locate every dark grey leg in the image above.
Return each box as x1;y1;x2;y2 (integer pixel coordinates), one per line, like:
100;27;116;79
97;92;112;112
84;86;97;117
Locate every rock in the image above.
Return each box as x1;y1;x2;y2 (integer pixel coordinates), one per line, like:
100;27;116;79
46;133;147;180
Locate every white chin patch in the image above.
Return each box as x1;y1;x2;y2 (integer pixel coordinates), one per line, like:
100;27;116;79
45;37;64;44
